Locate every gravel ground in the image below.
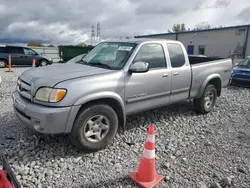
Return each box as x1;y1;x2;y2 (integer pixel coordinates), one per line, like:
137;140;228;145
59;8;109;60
0;67;250;188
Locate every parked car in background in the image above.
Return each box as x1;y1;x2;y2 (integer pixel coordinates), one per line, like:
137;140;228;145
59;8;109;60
0;45;53;68
229;56;250;86
66;53;86;64
12;38;232;152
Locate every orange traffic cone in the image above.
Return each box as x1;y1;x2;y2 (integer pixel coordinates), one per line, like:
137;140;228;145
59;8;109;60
129;124;164;188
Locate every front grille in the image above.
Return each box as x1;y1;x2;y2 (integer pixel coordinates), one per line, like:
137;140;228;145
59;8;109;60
17;79;32;100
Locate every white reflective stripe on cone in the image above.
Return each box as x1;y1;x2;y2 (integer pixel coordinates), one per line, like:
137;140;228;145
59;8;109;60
143;149;155;159
146;135;155;143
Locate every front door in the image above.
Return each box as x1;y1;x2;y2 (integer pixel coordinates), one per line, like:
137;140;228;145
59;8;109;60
167;43;192;103
125;43;171;115
22;48;37;65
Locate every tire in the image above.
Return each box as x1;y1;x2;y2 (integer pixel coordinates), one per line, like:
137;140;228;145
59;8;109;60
193;84;217;114
40;60;48;67
0;59;7;68
70;103;119;152
228;78;232;86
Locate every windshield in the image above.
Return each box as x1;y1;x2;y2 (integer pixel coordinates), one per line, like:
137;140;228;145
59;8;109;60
79;42;137;70
238;58;250;67
67;54;86;64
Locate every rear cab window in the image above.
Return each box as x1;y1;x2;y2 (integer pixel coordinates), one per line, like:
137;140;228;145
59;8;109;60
167;43;186;68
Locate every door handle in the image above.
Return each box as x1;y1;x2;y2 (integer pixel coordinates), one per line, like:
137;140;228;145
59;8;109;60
162;74;168;78
173;72;179;76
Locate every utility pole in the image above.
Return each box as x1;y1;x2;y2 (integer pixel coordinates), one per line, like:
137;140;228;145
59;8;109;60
97;22;100;43
91;24;95;46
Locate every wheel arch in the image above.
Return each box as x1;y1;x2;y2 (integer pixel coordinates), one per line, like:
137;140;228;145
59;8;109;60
65;93;126;133
197;74;222;98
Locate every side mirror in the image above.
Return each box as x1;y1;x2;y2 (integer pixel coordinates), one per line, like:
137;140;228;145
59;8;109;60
129;61;149;73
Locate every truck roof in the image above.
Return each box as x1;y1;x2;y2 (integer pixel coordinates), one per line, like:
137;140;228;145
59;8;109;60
101;38;175;44
0;44;28;48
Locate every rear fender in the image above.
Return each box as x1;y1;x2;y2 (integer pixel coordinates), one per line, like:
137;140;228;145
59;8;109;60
197;74;222;98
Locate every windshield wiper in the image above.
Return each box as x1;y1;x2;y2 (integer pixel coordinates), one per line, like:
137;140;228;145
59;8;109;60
90;62;114;70
76;59;88;64
76;59;92;66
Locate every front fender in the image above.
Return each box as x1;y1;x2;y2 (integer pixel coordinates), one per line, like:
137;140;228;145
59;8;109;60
74;91;126;122
74;91;124;106
197;74;222;98
65;92;126;133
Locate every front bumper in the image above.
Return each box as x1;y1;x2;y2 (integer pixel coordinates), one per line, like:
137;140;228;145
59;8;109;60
230;77;250;87
12;90;72;134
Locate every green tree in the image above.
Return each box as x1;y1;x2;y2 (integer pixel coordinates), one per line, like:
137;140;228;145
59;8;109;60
47;44;55;47
192;22;212;30
27;42;44;47
76;42;87;47
168;23;186;33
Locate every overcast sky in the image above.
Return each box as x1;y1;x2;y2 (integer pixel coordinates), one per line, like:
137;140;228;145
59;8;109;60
0;0;249;45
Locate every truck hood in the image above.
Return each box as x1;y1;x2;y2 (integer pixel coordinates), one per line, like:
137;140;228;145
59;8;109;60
233;66;250;73
19;64;114;92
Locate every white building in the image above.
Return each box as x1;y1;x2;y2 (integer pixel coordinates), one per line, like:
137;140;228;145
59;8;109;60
135;24;250;64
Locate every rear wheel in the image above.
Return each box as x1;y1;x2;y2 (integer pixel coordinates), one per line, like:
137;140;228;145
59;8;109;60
70;103;119;152
0;59;7;68
193;84;217;114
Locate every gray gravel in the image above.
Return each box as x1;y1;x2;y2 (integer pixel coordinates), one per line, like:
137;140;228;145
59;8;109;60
0;67;250;188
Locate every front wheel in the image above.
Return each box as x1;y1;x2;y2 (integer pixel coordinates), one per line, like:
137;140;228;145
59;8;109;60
70;104;119;152
40;60;48;67
193;84;217;114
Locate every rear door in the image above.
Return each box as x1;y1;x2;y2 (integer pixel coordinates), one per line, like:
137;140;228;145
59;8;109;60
6;47;24;65
166;43;192;103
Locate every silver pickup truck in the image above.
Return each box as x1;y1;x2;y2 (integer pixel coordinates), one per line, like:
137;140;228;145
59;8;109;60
12;39;232;152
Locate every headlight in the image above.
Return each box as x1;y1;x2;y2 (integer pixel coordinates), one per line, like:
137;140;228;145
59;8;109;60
35;87;67;102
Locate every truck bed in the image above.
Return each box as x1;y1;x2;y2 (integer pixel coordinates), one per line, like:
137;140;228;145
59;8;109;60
188;55;223;65
189;58;232;99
